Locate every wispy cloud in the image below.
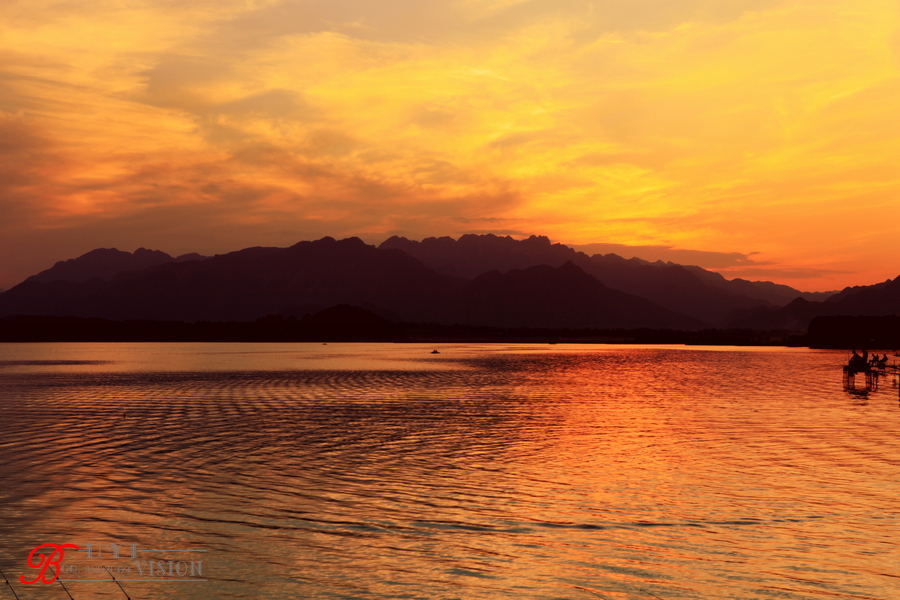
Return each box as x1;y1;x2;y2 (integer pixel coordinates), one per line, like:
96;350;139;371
570;243;766;269
715;266;853;282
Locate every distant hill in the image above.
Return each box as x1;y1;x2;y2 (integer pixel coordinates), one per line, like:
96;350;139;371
26;247;208;284
5;234;869;332
728;277;900;330
0;238;453;323
380;234;579;278
727;298;830;331
823;277;900;315
679;266;834;304
824;278;896;305
579;254;766;325
379;234;826;325
461;261;705;329
0;237;705;329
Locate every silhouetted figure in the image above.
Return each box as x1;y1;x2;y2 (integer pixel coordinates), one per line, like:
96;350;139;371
431;349;440;354
848;350;868;373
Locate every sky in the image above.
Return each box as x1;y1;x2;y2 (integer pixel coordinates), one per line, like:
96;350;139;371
2;0;899;293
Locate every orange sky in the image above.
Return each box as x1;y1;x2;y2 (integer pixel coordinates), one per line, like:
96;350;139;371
2;0;899;292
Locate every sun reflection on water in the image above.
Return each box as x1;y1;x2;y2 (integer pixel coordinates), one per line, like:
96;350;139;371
0;343;898;599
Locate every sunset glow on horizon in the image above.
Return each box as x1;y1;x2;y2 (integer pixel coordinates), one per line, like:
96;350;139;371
2;0;899;292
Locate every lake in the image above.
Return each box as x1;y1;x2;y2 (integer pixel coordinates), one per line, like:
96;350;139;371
1;343;898;600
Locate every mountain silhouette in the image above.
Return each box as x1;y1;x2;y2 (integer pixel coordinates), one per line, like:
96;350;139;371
379;234;825;325
26;247;208;284
380;234;580;278
728;276;900;330
0;238;454;322
0;237;704;329
823;278;897;306
461;261;705;329
822;276;900;315
4;234;863;332
679;265;834;304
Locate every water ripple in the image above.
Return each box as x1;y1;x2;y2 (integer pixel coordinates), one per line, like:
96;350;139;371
0;344;898;600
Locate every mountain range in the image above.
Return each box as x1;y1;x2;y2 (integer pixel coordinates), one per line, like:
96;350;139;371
1;234;895;331
25;247;208;284
380;235;831;325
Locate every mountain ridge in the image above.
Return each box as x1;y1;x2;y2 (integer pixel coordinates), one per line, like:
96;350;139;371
727;277;900;330
0;237;704;329
5;234;889;333
26;247;209;285
378;234;834;325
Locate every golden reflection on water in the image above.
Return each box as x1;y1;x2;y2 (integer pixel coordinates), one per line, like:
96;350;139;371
0;343;898;599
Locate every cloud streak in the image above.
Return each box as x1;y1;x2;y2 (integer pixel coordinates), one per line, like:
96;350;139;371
570;243;765;269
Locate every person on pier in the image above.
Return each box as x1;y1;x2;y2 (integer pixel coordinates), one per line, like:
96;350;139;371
848;350;868;373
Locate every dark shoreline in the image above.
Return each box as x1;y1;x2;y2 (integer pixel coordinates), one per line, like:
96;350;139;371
4;313;898;349
0;314;807;346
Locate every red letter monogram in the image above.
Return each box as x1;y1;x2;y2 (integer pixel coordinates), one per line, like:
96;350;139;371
19;544;79;585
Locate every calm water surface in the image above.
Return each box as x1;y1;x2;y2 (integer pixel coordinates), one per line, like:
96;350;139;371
1;343;898;600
